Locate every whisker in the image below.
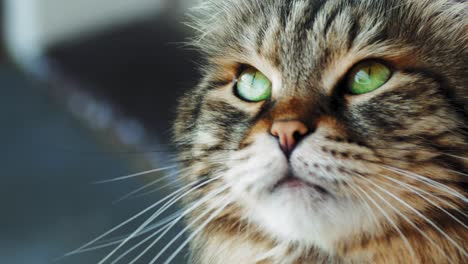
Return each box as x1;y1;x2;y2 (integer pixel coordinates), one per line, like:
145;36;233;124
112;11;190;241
381;165;467;202
346;183;380;229
356;173;467;258
444;153;468;161
137;179;208;203
349;183;418;262
65;179;202;258
356;180;454;263
446;169;468;178
149;195;232;263
98;174;224;264
127;184;230;264
173;155;246;164
161;198;233;264
69;212;181;255
376;174;468;228
108;221;174;264
94;165;179;184
384;175;468;219
113;167;191;203
125;180;184;201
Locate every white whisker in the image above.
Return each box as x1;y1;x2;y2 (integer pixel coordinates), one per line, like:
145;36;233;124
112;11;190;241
149;194;232;263
66;179;202;258
446;169;468;178
377;174;468;229
109;221;173;264
382;165;467;202
357;180;453;263
125;180;183;201
94;165;178;184
70;212;181;255
161;198;233;264
98;174;224;264
444;153;468;161
350;183;418;262
113;167;191;203
128;184;230;264
346;182;380;229
356;173;467;258
380;174;467;219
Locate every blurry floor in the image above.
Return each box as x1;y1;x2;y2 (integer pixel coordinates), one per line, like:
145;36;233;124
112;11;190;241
0;64;186;263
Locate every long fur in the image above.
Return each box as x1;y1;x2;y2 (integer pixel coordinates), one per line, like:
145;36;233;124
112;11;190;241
174;0;468;263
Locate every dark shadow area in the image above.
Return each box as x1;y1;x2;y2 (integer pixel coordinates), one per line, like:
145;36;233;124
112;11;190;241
2;14;199;264
45;17;200;135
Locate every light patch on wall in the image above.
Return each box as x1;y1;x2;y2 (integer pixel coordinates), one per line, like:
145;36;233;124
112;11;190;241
4;0;167;70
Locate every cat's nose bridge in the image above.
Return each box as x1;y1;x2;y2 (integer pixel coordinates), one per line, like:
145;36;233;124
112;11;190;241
271;120;309;156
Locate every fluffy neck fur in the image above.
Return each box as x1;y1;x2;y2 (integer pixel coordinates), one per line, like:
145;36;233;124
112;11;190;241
189;217;466;263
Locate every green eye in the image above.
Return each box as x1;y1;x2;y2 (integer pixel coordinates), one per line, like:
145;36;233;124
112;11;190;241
236;68;272;102
348;61;392;95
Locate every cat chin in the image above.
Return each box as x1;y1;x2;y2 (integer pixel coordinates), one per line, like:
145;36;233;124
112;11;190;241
246;189;366;253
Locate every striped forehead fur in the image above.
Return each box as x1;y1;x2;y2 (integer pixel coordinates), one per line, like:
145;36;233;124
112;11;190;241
189;0;467;98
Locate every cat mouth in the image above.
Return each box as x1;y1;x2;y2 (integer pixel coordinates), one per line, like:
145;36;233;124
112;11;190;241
272;174;330;196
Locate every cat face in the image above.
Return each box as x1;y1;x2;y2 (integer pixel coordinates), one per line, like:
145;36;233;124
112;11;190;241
175;0;467;259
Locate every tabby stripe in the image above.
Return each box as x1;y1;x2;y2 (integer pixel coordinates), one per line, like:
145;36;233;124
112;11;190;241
403;67;468;123
255;20;270;56
190;90;205;132
347;16;360;50
323;6;340;36
204;100;250;122
205;79;234;90
278;1;295;28
303;0;328;30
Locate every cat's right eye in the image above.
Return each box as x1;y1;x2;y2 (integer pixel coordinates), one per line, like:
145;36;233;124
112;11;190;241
235;68;272;102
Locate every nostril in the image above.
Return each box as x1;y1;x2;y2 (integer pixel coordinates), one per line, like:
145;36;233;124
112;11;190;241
292;131;303;142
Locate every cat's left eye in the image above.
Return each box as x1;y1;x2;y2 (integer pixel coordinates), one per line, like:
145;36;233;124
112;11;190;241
347;61;392;95
235;68;272;102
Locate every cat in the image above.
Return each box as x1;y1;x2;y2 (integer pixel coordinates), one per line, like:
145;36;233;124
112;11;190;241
172;0;468;263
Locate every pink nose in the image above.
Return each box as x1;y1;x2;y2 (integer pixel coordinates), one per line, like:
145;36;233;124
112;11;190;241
270;120;309;156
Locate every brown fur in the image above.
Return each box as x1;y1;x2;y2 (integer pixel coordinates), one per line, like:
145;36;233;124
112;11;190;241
174;0;467;263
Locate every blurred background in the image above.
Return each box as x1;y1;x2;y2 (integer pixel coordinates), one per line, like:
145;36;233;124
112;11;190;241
1;0;202;263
